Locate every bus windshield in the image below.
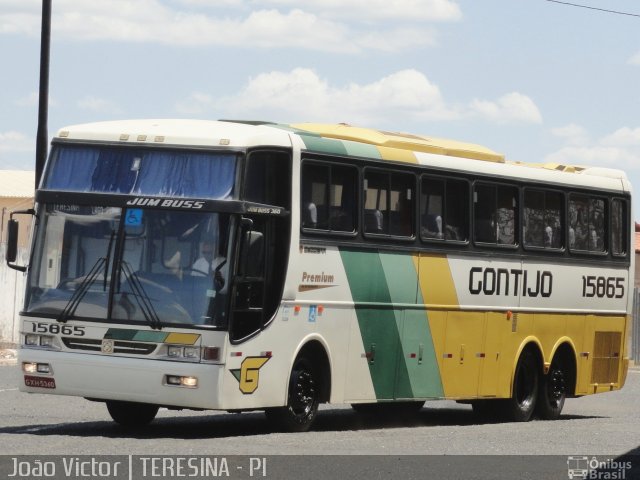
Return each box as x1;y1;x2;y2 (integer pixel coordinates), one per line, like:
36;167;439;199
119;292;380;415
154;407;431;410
26;204;232;328
44;145;237;199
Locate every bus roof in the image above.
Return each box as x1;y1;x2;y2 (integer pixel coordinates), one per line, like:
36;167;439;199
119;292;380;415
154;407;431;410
54;119;628;189
289;123;505;163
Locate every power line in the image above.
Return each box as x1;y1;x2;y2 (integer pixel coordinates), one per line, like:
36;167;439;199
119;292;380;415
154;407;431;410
545;0;640;18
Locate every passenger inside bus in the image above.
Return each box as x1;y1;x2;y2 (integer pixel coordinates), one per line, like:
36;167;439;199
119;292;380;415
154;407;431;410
191;241;226;290
422;214;444;239
303;202;317;228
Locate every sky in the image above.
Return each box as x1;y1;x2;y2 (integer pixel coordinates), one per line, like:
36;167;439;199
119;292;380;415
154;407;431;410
1;0;640;215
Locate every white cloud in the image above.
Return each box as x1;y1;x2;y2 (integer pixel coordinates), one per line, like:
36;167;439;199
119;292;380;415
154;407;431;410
627;51;640;66
545;146;640;170
0;0;445;52
76;96;122;114
546;126;640;172
551;123;589;146
255;0;462;22
0;131;34;168
0;131;33;153
601;127;640;147
211;68;456;124
14;91;59;108
470;92;542;124
176;92;217;115
180;68;539;127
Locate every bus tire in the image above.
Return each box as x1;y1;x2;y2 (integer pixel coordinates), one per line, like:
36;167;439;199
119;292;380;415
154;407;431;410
106;400;159;427
504;349;539;422
265;356;319;432
536;358;567;420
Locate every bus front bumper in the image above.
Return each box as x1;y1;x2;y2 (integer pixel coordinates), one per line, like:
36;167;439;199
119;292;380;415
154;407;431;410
18;349;225;410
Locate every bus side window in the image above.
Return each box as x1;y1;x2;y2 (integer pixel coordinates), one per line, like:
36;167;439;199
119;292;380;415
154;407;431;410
474;183;517;246
524;189;563;249
569;194;605;253
445;179;469;241
301;161;357;233
474;184;497;243
421;177;444;240
421;176;469;242
364;169;414;237
611;198;627;256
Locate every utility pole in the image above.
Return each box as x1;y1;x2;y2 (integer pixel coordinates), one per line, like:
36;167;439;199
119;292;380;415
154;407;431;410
35;0;51;189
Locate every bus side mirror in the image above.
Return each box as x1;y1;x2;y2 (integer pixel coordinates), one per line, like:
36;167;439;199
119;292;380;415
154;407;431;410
6;220;19;263
6;219;26;272
238;229;264;278
6;209;35;272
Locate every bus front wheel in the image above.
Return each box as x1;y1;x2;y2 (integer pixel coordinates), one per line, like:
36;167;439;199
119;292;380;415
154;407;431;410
504;349;539;422
106;400;159;427
265;356;319;432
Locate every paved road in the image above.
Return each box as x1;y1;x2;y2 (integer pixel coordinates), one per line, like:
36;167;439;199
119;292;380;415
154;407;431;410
1;363;638;478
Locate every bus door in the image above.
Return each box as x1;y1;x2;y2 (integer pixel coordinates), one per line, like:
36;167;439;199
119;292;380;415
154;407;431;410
477;261;523;399
442;310;485;398
395;308;443;399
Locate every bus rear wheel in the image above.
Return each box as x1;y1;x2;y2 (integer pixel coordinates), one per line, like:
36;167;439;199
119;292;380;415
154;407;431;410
106;400;159;427
503;349;539;422
536;359;567;420
265;356;319;432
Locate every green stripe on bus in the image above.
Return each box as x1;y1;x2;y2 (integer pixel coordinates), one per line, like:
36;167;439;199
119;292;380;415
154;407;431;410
104;329;168;343
379;253;443;399
342;140;382;159
340;249;444;400
133;331;169;343
340;248;413;400
105;328;139;341
300;134;349;156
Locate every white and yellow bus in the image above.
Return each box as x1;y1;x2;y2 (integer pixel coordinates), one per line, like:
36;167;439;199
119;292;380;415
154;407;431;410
7;120;633;431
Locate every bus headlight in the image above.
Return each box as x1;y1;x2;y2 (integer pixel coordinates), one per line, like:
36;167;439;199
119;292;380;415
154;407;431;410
22;362;53;375
165;344;201;361
24;334;58;350
183;347;199;359
165;375;198;388
167;346;183;358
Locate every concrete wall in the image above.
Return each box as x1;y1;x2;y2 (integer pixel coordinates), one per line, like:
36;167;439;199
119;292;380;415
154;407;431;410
0;246;27;343
0;198;33;344
1;198;33;248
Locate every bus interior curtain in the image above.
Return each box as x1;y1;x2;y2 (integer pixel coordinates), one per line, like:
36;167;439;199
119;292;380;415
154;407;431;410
132;151;235;199
44;147;235;199
45;147;100;191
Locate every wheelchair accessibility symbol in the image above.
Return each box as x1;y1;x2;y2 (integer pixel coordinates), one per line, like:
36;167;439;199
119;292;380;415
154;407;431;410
125;208;143;226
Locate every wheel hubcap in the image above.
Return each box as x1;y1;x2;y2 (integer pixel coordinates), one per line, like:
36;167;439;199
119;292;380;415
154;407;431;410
290;369;316;422
548;368;565;406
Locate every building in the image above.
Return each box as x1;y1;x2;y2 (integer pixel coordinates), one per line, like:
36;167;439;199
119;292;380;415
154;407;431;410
0;170;35;343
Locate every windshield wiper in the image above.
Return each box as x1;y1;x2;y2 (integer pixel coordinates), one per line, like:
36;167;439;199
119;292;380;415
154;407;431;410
119;260;163;330
103;230;116;291
57;257;106;323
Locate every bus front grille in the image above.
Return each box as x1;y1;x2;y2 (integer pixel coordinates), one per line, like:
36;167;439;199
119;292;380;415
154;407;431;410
61;337;158;355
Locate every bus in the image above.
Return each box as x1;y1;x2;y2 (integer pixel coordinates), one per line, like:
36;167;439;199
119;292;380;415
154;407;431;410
6;120;632;431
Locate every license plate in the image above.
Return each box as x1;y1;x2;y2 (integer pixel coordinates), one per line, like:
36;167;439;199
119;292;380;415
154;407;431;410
24;375;56;389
